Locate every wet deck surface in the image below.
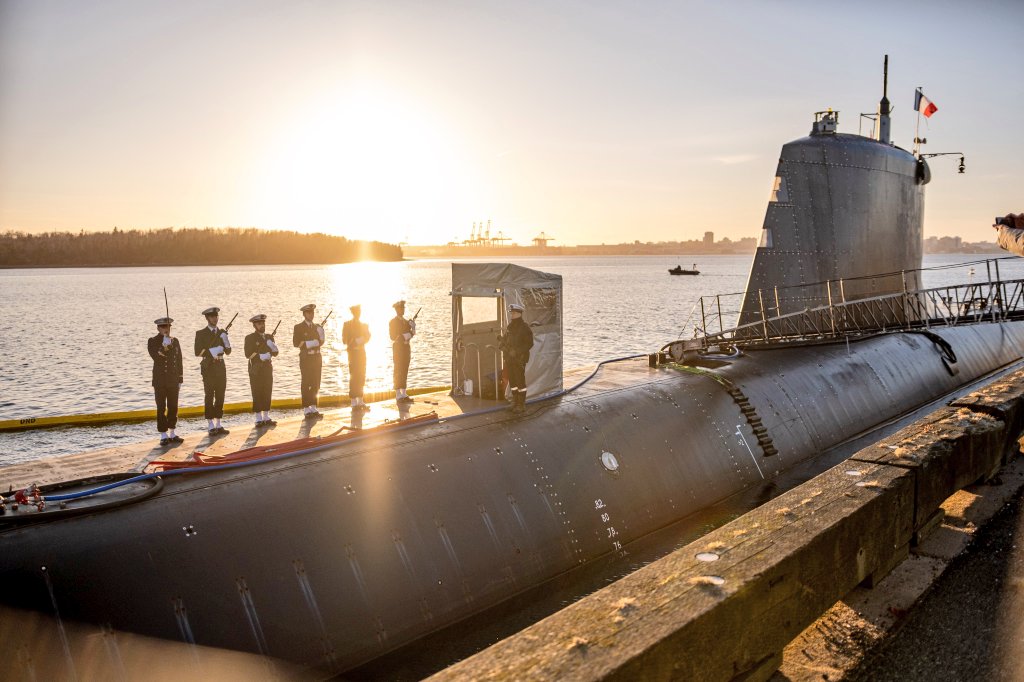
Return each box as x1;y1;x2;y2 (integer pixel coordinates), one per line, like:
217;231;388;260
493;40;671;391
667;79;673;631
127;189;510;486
0;360;659;491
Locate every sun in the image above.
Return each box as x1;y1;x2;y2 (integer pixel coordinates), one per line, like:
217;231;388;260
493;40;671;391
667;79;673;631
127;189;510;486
244;85;487;245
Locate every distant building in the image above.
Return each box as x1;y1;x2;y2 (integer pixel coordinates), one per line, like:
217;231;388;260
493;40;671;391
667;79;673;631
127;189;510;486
704;231;714;246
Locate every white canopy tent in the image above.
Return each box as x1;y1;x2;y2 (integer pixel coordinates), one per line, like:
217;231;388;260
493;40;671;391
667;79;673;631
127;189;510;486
451;263;563;400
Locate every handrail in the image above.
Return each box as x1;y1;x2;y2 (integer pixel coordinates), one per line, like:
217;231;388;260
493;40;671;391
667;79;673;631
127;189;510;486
674;277;1024;352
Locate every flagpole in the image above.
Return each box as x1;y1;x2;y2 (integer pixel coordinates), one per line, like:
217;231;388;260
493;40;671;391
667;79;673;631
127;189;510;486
914;87;922;156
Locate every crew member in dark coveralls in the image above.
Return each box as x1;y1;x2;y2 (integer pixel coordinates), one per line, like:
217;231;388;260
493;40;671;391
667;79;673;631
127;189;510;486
148;316;184;445
244;313;279;427
194;307;232;435
343;304;371;411
293;303;325;419
389;300;415;403
500;302;534;413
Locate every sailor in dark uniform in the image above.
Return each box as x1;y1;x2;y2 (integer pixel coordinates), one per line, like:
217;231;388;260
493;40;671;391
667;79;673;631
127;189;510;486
148;317;184;445
342;304;371;411
244;314;279;427
194;306;232;435
388;300;415;403
500;302;534;413
293;303;325;419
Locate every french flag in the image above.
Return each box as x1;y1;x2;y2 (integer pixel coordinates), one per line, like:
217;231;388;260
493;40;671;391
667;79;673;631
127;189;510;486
915;89;938;118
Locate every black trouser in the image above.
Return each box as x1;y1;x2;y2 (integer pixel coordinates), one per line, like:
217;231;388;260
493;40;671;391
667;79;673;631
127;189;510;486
392;343;410;389
154;383;179;432
507;357;527;393
202;361;227;419
348;348;366;398
299;352;322;408
249;364;273;413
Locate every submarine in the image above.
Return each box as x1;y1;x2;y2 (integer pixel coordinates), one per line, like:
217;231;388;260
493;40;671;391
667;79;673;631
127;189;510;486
4;62;1024;678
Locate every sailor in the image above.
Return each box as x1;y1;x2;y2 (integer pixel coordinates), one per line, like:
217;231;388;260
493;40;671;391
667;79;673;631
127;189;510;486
500;302;534;413
194;307;232;435
148;317;184;445
994;213;1024;257
342;304;371;411
293;303;325;419
244;314;279;427
388;300;415;403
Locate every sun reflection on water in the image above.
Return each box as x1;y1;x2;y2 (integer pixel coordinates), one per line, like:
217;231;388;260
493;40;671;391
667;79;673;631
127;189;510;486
325;261;423;395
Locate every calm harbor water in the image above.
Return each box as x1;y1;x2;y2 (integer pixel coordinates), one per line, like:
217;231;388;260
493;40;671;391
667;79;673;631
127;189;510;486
1;254;1020;463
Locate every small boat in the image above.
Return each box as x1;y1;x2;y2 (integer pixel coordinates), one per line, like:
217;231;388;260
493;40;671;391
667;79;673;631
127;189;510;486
669;263;700;275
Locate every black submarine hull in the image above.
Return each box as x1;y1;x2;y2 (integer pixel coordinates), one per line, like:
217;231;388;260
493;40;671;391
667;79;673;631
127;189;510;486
2;321;1023;674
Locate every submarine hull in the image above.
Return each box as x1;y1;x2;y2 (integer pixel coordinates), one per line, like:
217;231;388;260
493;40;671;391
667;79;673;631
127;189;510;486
2;322;1023;674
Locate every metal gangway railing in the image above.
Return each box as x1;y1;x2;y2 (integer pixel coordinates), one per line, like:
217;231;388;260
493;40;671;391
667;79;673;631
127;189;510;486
674;258;1024;354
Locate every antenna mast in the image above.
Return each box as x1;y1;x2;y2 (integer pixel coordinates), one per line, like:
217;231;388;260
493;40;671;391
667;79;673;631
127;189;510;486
877;54;891;144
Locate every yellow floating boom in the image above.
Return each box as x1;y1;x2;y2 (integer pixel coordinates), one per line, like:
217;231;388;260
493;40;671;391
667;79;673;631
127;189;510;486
0;386;451;432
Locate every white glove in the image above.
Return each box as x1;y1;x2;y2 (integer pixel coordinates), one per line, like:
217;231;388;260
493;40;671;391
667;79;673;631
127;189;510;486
402;332;412;342
161;336;173;347
259;352;271;361
409;320;417;333
316;325;325;343
266;340;278;353
209;345;224;358
220;332;231;348
305;339;319;349
355;336;364;346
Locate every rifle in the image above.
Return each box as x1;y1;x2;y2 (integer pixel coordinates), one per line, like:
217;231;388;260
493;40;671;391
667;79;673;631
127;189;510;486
412;307;422;321
222;312;239;333
270;320;282;338
319;310;334;327
163;287;170;319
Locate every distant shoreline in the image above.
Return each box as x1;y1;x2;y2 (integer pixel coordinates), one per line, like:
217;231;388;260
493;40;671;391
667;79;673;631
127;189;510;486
0;259;404;270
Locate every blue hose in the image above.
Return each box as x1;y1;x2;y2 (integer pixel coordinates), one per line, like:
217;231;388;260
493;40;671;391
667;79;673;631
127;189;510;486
46;353;649;503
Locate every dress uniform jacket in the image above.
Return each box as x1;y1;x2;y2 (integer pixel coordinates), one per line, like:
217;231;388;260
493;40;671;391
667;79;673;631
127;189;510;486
148;334;183;387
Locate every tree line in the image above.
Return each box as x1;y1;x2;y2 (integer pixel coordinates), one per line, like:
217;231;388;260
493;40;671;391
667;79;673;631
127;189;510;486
0;227;404;267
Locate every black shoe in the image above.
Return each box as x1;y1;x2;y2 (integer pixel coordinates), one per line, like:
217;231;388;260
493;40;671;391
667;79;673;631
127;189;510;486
265;418;277;426
255;420;266;428
314;411;324;420
160;437;171;446
304;412;317;420
397;396;414;404
171;435;184;443
208;428;218;436
217;426;230;435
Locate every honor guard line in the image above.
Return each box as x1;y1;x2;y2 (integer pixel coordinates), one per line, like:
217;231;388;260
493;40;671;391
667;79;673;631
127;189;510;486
0;387;450;433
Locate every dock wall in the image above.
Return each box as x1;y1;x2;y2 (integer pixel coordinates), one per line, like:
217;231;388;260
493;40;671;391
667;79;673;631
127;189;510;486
431;369;1024;681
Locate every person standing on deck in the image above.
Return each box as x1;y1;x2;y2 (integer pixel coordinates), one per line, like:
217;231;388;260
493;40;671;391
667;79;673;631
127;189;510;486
293;303;325;419
499;302;534;413
343;304;371;411
148;316;183;445
389;300;415;403
244;314;278;427
194;307;231;435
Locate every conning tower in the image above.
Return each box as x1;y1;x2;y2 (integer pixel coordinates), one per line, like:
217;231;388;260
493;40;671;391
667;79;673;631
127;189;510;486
738;60;929;326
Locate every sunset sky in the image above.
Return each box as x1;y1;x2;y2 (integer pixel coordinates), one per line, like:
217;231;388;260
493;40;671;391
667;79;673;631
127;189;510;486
1;0;1021;246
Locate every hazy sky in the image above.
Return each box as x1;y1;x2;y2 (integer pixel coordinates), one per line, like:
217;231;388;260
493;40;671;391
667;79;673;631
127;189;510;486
1;0;1021;246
